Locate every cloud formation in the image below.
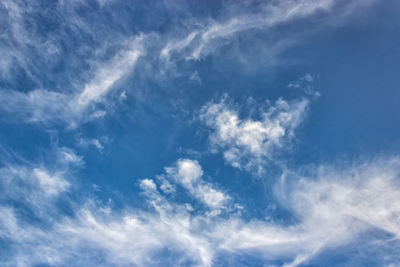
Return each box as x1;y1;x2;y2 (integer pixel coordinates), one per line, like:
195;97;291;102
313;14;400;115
1;157;400;266
0;36;144;127
0;0;145;127
165;159;232;213
0;1;395;267
0;0;373;129
200;96;309;173
160;0;336;61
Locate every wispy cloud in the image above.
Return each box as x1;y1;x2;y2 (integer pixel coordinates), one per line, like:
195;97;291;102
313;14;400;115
74;37;144;110
2;156;400;266
0;1;392;267
0;0;376;129
0;36;144;127
214;158;400;266
0;0;145;128
160;0;336;61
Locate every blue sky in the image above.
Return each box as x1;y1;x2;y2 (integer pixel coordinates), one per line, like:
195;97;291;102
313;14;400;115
1;0;400;266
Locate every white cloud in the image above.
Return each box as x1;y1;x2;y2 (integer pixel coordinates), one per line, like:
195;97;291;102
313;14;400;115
0;206;18;236
0;1;393;266
207;158;400;266
0;36;143;128
78;136;111;152
140;178;157;191
33;168;69;196
157;175;176;195
165;159;231;212
0;146;76;214
59;147;84;165
0;0;145;128
160;31;199;61
200;96;309;173
0;0;376;129
288;158;400;240
0;166;70;231
160;0;336;61
166;159;203;187
0;173;214;266
2;157;400;266
57;191;214;266
0;89;71;123
74;37;144;110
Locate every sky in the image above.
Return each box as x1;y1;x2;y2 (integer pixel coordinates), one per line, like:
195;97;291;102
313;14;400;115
0;0;400;266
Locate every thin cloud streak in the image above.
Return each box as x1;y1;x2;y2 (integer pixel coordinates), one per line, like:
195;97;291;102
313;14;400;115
0;37;144;127
160;0;336;61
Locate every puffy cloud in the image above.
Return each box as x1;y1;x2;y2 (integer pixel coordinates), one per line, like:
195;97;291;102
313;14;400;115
140;178;157;191
167;159;203;187
200;96;309;173
165;159;231;212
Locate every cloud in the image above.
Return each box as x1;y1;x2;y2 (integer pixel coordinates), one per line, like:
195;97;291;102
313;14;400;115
160;31;199;61
287;158;400;240
0;146;77;222
0;174;214;267
165;159;231;212
0;0;376;129
78;136;111;152
200;96;309;173
0;1;145;128
0;1;394;266
208;157;400;266
74;36;144;110
140;178;157;191
0;36;144;127
287;73;321;97
1;156;400;266
0;166;70;231
0;89;70;123
59;147;84;165
33;168;69;196
160;0;336;61
58;209;210;266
